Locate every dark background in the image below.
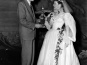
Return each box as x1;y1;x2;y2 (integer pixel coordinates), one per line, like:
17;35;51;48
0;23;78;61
0;0;87;65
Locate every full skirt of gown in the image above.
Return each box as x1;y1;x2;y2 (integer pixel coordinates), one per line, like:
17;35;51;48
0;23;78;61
37;29;80;65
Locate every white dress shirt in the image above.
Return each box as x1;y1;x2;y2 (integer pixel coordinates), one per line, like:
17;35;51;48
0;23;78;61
27;0;31;5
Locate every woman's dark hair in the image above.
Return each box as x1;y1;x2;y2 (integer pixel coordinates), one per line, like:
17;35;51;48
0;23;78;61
53;0;63;7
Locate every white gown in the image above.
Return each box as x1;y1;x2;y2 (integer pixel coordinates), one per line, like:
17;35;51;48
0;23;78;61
37;12;80;65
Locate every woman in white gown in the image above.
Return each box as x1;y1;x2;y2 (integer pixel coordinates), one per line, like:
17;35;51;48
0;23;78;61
37;0;80;65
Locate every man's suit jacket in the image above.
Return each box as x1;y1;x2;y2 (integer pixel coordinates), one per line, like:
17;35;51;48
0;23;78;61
18;1;35;40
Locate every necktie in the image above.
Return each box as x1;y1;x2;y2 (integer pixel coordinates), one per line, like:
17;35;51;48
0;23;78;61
30;5;34;13
30;5;35;22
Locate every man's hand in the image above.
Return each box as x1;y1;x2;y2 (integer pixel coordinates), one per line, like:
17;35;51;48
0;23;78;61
36;19;41;23
35;24;44;28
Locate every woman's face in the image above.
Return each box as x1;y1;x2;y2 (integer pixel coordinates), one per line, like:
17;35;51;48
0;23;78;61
53;1;61;11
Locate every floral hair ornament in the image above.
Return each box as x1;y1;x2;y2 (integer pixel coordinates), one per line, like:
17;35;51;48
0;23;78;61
58;0;63;2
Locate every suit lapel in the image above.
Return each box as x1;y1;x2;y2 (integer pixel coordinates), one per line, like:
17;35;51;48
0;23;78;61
30;5;35;21
23;1;35;22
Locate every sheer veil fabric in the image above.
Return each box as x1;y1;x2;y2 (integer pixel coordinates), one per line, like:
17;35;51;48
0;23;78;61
63;0;73;13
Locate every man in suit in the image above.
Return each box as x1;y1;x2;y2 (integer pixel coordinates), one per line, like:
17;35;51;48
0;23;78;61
18;0;42;65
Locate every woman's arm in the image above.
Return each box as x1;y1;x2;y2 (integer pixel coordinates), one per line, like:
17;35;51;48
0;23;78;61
65;25;73;39
45;19;51;30
44;13;52;30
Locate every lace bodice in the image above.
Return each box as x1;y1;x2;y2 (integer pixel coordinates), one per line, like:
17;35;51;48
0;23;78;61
50;13;64;30
45;12;76;42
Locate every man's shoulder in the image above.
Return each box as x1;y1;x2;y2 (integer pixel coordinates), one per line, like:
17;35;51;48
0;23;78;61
18;1;27;8
18;1;25;6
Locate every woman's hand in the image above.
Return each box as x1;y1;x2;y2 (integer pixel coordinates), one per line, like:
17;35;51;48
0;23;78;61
65;38;70;47
63;32;70;47
65;43;69;47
